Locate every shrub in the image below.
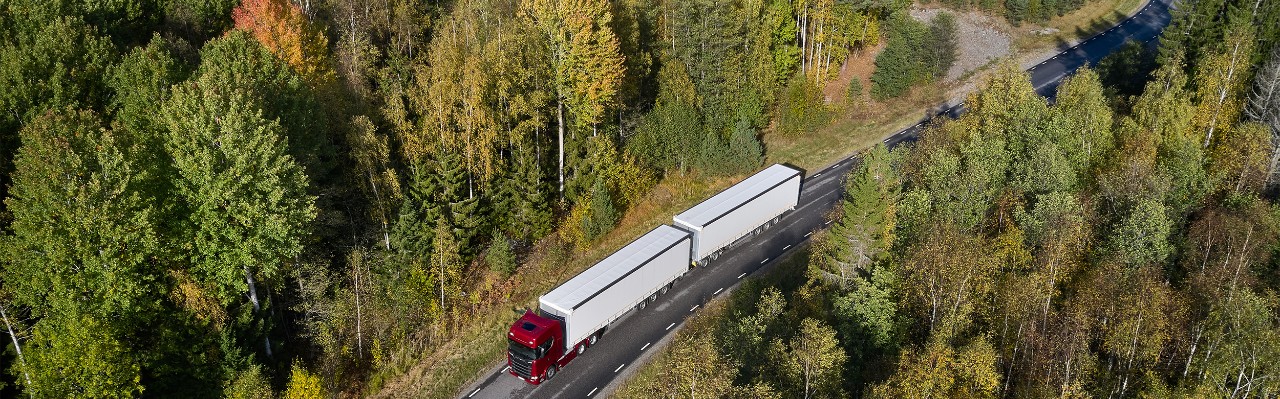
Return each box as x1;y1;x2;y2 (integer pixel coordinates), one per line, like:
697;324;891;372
777;75;831;135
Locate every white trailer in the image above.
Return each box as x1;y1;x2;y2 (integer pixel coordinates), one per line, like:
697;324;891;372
674;164;802;265
537;225;692;352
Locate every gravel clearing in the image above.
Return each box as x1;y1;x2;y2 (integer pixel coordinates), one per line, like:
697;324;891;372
911;8;1012;82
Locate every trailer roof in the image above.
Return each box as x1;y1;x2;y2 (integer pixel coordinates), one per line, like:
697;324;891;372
673;164;802;229
540;225;691;314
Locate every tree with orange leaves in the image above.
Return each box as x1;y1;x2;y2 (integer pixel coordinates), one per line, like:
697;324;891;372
232;0;335;89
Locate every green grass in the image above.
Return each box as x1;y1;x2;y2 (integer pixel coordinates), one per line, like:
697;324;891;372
1012;0;1147;52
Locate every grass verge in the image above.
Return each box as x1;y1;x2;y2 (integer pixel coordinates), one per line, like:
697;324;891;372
1012;0;1146;52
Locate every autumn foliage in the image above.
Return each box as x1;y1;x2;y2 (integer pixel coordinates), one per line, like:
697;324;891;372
232;0;334;87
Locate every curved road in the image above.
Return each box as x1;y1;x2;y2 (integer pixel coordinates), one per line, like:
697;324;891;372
459;0;1174;397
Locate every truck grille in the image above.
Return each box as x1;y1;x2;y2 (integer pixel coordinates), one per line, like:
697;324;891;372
510;356;533;378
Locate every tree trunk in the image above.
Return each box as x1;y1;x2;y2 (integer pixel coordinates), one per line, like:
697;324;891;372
243;266;272;357
354;259;365;357
557;100;566;199
1204;37;1246;148
0;305;32;394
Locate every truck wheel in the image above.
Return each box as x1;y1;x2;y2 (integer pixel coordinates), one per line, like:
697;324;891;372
660;284;670;295
638;300;647;310
589;333;599;346
577;343;585;355
546;364;557;380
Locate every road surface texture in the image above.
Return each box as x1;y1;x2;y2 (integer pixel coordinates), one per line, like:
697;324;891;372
458;0;1173;396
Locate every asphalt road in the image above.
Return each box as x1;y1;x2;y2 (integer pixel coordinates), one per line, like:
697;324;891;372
459;0;1174;396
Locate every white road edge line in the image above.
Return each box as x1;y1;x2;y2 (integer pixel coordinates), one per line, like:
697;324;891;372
690;305;699;312
784;244;791;250
813;172;822;177
714;287;724;295
805;231;813;237
469;388;480;397
615;364;625;373
666;322;675;331
641;342;651;351
737;272;747;279
761;258;769;264
588;387;599;396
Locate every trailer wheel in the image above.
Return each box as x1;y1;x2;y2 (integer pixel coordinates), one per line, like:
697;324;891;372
660;284;670;295
577;343;586;355
589;333;600;346
638;300;647;310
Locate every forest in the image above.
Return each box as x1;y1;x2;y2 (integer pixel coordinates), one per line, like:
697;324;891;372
0;0;933;396
618;0;1280;397
0;0;1277;397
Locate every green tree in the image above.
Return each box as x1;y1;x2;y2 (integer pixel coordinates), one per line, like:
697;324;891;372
820;144;902;286
3;109;159;320
1055;68;1114;172
628;60;702;172
1180;290;1280;397
1105;198;1174;267
870;336;1001;399
0;15;117;196
161;76;316;359
486;232;517;277
22;313;143;398
195;30;335;179
779;318;847;399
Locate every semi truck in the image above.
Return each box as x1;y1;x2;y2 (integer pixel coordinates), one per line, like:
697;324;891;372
674;164;803;266
506;164;803;384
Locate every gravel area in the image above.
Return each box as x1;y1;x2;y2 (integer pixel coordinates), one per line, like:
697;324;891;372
911;8;1012;82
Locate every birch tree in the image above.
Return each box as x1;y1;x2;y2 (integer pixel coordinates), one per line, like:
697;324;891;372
522;0;625;197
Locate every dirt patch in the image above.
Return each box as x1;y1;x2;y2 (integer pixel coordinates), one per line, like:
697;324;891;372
911;8;1013;82
822;41;886;104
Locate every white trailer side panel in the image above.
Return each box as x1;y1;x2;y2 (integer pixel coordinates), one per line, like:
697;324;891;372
673;164;802;262
538;225;692;350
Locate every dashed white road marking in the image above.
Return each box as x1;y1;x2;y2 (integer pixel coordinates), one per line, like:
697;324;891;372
784;244;791;250
641;342;651;351
714;287;724;295
690;305;699;312
813;172;822;177
666;322;675;331
738;272;747;279
805;231;813;237
588;387;599;396
760;258;769;264
614;364;625;373
469;388;480;397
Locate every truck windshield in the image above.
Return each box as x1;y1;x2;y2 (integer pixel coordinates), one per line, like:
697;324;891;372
508;339;538;360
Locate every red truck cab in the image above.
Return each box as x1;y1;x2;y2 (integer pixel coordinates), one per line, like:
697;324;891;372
507;310;579;384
